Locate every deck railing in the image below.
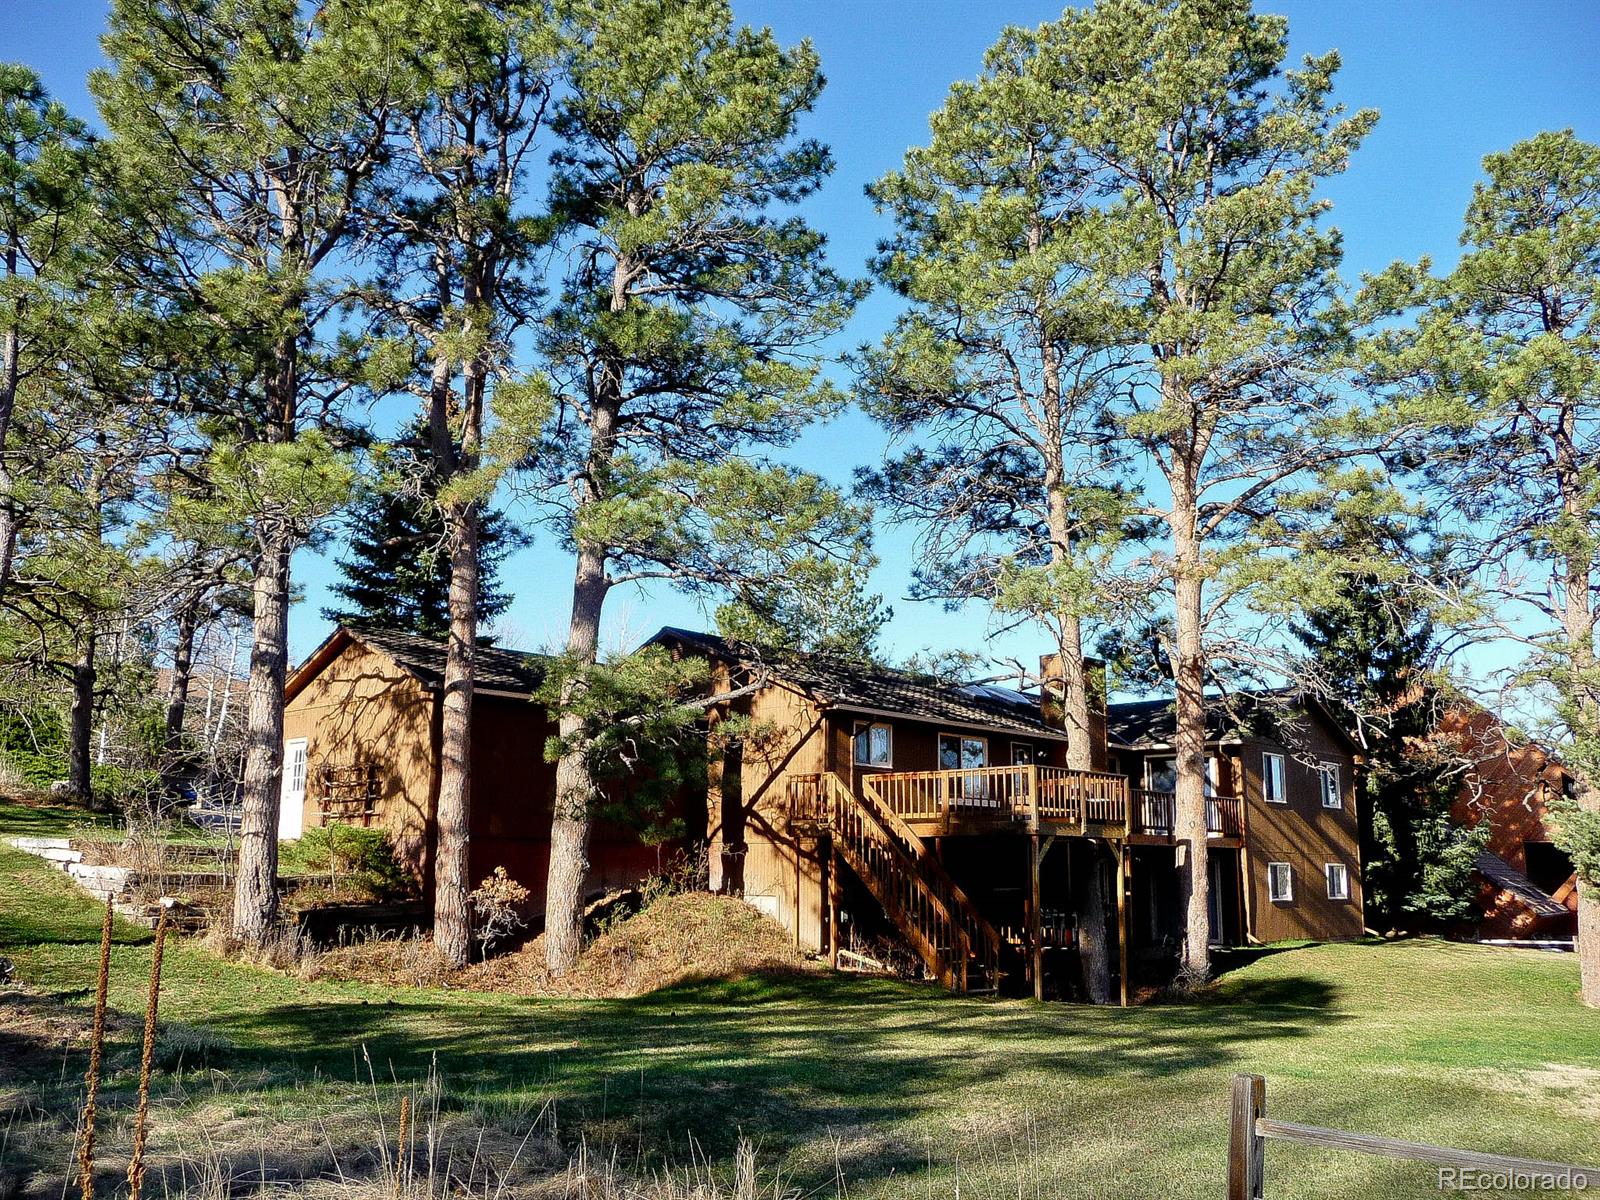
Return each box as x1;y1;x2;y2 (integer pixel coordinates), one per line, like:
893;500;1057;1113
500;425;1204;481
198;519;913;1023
1133;790;1244;838
862;764;1128;831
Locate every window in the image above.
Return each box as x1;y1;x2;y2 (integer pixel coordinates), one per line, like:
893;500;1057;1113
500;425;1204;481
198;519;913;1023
853;722;892;767
1011;742;1036;766
938;733;988;771
1268;862;1294;903
1320;762;1342;809
1262;752;1286;804
1325;862;1350;901
1145;756;1216;795
1146;756;1178;794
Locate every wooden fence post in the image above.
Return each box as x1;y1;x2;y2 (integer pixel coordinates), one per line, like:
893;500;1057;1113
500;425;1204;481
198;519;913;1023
1229;1073;1266;1200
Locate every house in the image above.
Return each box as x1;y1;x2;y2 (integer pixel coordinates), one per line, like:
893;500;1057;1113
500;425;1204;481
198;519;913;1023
279;625;678;906
1105;690;1365;947
652;628;1364;1002
1443;705;1579;942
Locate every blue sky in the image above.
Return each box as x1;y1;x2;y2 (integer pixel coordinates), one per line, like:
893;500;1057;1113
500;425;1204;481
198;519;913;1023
8;0;1600;671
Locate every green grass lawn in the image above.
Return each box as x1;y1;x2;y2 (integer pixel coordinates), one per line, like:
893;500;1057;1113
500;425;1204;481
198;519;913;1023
3;797;1598;1198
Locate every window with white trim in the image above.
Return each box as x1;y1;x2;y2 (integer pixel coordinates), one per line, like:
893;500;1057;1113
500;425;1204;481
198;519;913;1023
1262;752;1286;804
1325;862;1350;901
1320;762;1342;809
853;722;892;767
1268;861;1294;903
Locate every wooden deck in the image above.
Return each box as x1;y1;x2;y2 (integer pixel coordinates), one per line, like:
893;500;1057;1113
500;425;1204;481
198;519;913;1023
803;765;1242;843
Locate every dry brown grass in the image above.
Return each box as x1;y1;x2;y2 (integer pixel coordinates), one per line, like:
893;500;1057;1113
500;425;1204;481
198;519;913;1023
292;893;815;1000
462;893;815;1000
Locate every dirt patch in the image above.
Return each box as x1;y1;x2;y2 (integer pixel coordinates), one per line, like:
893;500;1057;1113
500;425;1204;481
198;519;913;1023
1475;1064;1600;1122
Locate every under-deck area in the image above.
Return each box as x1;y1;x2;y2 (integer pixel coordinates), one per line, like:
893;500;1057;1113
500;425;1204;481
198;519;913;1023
784;764;1249;1003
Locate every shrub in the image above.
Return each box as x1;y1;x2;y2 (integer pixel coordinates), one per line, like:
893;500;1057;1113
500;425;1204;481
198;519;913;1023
286;824;411;899
469;867;533;958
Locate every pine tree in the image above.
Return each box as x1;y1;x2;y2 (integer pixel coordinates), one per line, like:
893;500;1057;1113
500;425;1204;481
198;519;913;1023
95;0;395;942
1293;575;1482;931
324;472;517;640
526;0;869;977
1359;130;1600;1002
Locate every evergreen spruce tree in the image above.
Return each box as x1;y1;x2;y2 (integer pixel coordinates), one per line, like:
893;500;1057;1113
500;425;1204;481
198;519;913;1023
324;457;517;640
1294;575;1482;931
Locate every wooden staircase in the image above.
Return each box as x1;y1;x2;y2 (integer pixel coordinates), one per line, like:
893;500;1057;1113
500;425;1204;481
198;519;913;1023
788;772;1004;994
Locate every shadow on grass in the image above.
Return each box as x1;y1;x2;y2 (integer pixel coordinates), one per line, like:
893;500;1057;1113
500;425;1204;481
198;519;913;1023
183;965;1343;1182
1209;942;1316;978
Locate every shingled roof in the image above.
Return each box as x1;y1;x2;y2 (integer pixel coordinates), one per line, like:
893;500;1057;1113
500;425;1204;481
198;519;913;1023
1475;849;1571;919
1105;688;1358;752
651;627;1069;742
292;625;549;698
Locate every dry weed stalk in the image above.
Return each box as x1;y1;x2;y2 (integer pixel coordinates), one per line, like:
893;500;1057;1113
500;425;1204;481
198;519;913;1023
126;901;170;1200
395;1093;410;1200
77;893;113;1200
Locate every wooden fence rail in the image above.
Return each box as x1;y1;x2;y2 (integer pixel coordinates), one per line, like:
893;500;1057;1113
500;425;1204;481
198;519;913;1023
1229;1074;1598;1198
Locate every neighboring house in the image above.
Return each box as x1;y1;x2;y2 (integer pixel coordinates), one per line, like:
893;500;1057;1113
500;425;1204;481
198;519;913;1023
652;628;1364;1001
1443;706;1579;941
280;625;677;907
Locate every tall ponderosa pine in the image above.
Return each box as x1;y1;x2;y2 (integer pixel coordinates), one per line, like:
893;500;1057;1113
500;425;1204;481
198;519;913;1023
0;65;94;602
1362;131;1600;1003
860;23;1136;771
94;0;393;941
858;24;1140;1000
1019;0;1377;979
1294;575;1482;931
359;0;556;965
529;0;868;976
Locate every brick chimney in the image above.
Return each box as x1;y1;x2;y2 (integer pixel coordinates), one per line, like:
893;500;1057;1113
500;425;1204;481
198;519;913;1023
1039;652;1110;770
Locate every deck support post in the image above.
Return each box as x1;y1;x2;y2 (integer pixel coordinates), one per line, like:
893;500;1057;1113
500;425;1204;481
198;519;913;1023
1117;843;1130;1007
1030;831;1044;1002
827;841;841;969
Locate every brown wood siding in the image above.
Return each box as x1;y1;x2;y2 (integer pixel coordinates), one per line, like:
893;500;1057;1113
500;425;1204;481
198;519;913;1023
285;636;677;909
1444;706;1578;938
1239;713;1364;942
706;675;829;949
283;641;437;880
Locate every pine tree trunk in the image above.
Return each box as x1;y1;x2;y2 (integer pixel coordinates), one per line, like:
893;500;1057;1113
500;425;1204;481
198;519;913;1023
232;535;291;942
1171;475;1211;982
432;333;484;969
68;630;96;802
161;592;201;793
1078;843;1112;1004
0;242;20;603
1578;777;1600;1006
433;500;478;966
544;542;608;977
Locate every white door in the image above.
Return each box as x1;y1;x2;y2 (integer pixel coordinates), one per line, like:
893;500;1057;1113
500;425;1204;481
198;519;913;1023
278;738;308;840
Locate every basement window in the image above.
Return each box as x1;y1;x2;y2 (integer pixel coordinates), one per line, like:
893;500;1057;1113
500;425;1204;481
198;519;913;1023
853;722;892;768
1326;863;1350;901
1268;862;1294;903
